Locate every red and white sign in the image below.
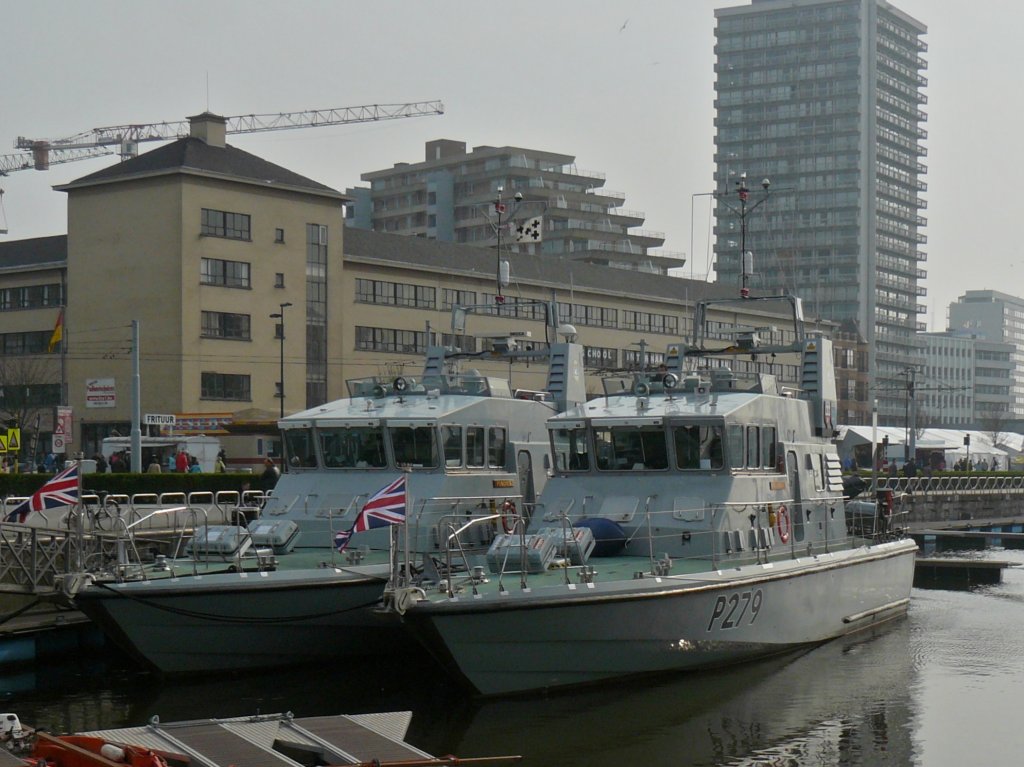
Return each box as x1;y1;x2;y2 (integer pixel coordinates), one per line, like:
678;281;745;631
85;378;116;409
53;406;73;453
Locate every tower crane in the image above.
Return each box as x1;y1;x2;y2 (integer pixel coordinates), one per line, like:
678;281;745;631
0;100;444;175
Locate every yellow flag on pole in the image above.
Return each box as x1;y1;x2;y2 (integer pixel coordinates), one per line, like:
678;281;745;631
48;309;64;353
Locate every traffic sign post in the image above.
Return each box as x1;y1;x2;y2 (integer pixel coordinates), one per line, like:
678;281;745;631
54;406;73;454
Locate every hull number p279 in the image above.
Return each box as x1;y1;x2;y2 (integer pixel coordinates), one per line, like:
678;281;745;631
707;588;764;631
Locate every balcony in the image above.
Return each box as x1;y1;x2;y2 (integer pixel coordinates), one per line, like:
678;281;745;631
607;208;646;224
587;188;626;202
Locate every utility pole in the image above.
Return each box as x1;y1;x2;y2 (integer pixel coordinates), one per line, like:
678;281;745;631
907;367;917;463
130;320;141;473
270;303;293;418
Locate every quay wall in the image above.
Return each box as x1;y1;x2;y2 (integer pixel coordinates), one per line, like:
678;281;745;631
874;475;1024;524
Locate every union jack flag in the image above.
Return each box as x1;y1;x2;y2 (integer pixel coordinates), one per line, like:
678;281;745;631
5;463;80;523
336;475;407;552
333;529;353;551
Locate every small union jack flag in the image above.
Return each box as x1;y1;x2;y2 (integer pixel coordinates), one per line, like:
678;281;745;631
336;475;407;552
5;463;80;523
334;529;353;552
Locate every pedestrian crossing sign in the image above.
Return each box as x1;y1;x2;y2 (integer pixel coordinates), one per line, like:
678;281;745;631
6;428;20;452
0;434;7;453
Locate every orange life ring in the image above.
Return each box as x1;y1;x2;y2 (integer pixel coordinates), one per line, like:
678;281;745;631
776;504;791;544
501;499;517;533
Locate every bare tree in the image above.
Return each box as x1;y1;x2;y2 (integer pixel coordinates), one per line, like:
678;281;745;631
980;411;1012;450
0;355;59;463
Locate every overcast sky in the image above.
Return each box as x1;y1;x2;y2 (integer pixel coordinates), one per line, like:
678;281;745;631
2;0;1020;330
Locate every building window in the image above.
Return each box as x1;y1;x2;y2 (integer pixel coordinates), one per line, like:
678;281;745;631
275;228;285;243
306;223;328;409
355;279;435;309
201;311;251;340
201;372;251;400
622;349;665;369
355;326;428;354
200;258;251;288
0;383;60;408
622;310;677;334
275;273;285;288
0;283;63;312
442;289;477;310
584;346;618;369
0;331;51;356
201;208;251;240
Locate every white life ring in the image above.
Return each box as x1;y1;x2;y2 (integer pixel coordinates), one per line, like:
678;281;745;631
501;499;518;533
776;504;791;544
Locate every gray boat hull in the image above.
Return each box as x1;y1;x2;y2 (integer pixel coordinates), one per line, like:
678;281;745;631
74;565;403;673
404;540;917;695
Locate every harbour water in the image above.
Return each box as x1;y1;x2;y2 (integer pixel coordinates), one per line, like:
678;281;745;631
3;547;1024;766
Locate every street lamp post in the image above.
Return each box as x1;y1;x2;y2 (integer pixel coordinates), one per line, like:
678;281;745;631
270;302;293;418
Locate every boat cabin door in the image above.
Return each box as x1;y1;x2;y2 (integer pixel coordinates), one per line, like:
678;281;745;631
785;450;805;542
518;450;535;508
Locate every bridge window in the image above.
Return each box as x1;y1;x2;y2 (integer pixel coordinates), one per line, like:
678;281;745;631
466;426;485;467
283;428;317;468
746;426;760;467
726;425;745;469
762;426;778;470
389;425;438;469
319;426;385;468
551;427;590;471
595;426;668;471
673;424;724;470
442;425;462;467
488;427;507;469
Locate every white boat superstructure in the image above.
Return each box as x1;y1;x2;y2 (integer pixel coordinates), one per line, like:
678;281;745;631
262;336;585;552
394;295;918;695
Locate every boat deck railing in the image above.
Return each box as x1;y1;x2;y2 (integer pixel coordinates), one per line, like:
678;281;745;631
433;496;910;595
0;491;269;595
408;493;529;553
0;490;265;534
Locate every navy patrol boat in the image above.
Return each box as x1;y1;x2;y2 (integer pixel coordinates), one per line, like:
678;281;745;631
393;295;917;695
72;320;586;674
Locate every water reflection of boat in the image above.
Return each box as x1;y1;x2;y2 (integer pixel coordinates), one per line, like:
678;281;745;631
397;295;918;695
409;620;915;767
71;329;585;674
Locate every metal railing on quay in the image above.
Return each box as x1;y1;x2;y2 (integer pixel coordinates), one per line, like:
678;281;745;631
875;474;1024;496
